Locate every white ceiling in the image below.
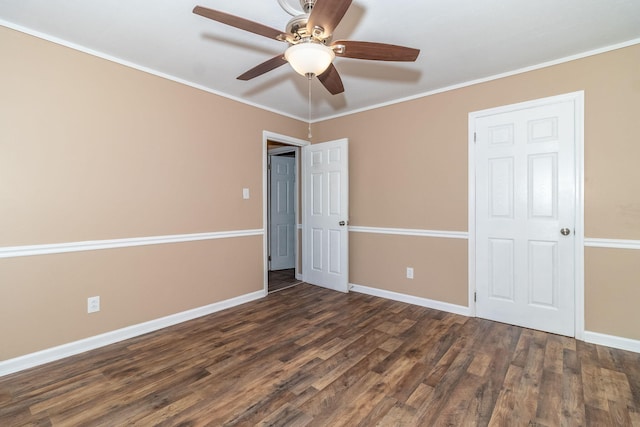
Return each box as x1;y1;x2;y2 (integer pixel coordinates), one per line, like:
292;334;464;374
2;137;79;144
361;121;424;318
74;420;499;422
1;0;639;121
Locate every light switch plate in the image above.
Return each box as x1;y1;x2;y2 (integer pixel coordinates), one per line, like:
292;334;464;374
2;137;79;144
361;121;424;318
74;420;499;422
243;188;250;199
87;296;100;313
406;267;414;279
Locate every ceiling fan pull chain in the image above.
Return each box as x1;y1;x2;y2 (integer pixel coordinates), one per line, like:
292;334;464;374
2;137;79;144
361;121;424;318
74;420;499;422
308;75;312;140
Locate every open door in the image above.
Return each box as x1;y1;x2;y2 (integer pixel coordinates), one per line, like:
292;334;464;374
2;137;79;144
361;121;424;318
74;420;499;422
302;138;349;293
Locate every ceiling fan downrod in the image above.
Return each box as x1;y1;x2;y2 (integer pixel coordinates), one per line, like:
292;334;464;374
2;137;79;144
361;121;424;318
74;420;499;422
300;0;315;14
277;0;314;16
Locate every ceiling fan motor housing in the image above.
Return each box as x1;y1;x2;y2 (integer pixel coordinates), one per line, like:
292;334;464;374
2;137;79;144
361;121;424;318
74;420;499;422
286;15;309;39
286;15;329;44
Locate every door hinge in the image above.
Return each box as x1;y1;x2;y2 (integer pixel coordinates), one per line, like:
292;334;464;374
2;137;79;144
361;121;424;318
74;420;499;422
474;132;477;143
268;255;271;261
474;291;477;302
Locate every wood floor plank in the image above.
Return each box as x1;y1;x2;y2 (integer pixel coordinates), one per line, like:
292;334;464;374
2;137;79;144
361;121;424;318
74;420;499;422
405;382;434;409
430;369;484;426
535;368;563;426
561;348;587;426
301;371;384;427
582;363;610;411
256;403;313;427
510;330;546;424
543;334;566;374
488;364;523;426
1;284;639;425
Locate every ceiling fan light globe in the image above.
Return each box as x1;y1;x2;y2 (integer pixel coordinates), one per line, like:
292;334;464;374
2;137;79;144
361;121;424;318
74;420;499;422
285;42;335;77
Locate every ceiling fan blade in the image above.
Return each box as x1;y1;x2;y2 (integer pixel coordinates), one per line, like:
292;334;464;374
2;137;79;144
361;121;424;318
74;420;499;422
317;64;344;95
332;40;420;61
193;6;285;41
237;55;288;81
307;0;352;39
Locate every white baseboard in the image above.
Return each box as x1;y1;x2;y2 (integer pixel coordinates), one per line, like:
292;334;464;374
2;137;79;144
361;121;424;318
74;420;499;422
0;290;266;377
350;283;471;317
584;331;640;353
4;287;638;378
350;285;640;354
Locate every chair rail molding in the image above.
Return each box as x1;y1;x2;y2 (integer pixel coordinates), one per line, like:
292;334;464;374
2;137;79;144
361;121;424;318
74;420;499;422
348;226;468;239
584;237;640;250
0;229;264;259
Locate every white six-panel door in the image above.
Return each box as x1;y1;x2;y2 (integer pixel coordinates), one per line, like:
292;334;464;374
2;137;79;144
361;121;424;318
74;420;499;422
269;155;296;270
303;139;349;293
474;96;578;336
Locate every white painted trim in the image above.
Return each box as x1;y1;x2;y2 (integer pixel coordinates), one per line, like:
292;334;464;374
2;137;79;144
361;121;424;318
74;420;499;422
468;91;585;339
268;146;297;155
584;331;640;354
0;290;266;377
350;284;471;317
0;20;305;122
262;131;309;293
348;226;468;239
3;19;637;123
316;39;640;122
574;92;586;340
584;238;640;250
0;229;264;259
352;283;640;355
468;117;478;317
469;90;585;119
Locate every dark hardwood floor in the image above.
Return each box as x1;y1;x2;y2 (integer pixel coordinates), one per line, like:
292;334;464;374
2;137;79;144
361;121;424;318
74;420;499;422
268;269;301;293
1;284;639;426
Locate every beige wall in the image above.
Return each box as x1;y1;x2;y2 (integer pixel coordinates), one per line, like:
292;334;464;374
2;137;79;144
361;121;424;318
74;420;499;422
0;238;263;359
2;24;640;362
315;44;640;339
350;233;468;305
0;26;306;360
585;247;640;340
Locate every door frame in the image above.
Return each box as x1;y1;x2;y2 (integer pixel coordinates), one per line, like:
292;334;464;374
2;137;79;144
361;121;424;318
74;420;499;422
262;131;309;293
467;91;585;339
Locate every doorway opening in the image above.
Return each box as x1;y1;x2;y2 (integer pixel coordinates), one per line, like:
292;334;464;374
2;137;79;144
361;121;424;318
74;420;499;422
263;131;309;294
268;145;300;292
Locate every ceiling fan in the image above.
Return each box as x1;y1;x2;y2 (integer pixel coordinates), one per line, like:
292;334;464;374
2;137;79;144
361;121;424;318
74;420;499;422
193;0;420;95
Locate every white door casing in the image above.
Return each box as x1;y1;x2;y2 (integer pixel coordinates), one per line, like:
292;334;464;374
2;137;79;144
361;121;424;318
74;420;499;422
263;131;309;292
303;138;349;293
470;92;584;337
269;155;296;270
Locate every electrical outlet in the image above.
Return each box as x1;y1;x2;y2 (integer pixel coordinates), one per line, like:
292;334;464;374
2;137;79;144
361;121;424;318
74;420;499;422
406;267;414;279
87;296;100;313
